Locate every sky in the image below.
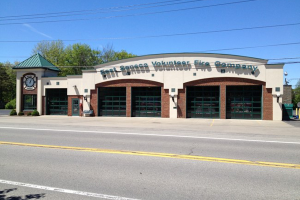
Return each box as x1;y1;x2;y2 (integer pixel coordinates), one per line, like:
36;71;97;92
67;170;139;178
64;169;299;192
0;0;299;87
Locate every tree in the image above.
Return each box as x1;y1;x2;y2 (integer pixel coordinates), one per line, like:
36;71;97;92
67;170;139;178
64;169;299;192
32;40;65;66
292;80;300;109
115;50;136;61
0;62;16;107
32;40;136;76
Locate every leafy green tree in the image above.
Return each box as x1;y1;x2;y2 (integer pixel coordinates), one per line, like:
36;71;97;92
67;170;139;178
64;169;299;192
100;44;136;63
62;43;101;76
33;40;65;66
32;40;136;76
0;62;16;107
115;50;136;61
292;80;300;109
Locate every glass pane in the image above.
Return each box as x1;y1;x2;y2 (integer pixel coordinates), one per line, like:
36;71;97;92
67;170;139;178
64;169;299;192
99;87;126;117
226;86;262;119
132;87;161;117
187;86;220;119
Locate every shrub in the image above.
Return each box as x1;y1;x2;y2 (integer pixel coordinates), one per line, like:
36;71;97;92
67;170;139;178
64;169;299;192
5;98;16;109
27;112;32;116
18;112;24;116
10;109;17;116
32;110;40;116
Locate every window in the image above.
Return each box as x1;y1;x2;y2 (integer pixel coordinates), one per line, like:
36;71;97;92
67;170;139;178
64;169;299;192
23;95;37;110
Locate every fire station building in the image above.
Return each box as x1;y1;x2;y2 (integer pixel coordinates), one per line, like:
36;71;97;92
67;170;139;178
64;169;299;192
14;53;284;120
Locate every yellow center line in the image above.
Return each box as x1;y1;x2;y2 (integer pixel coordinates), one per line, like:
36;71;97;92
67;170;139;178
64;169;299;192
210;119;215;127
1;141;299;169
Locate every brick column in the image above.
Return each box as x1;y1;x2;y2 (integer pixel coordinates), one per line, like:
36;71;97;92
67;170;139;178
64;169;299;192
177;88;186;118
220;85;226;119
126;86;131;117
161;88;170;118
263;87;273;120
90;89;97;116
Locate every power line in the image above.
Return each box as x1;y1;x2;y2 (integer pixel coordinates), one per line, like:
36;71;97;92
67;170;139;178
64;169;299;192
0;0;258;26
198;42;300;53
0;0;195;19
0;0;208;21
0;42;300;62
1;22;299;43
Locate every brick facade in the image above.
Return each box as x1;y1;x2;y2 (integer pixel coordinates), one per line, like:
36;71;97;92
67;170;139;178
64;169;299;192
283;85;292;104
21;73;38;111
177;77;273;120
67;95;83;116
90;79;169;117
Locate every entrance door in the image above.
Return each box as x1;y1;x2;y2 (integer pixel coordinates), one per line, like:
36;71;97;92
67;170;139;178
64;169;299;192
132;87;161;117
226;86;262;119
72;98;79;116
186;86;220;118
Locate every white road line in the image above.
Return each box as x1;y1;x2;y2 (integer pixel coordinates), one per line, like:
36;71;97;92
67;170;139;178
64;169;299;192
0;179;139;200
0;126;300;145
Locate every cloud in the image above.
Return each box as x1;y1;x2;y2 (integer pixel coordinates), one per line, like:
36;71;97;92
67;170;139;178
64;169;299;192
23;23;53;39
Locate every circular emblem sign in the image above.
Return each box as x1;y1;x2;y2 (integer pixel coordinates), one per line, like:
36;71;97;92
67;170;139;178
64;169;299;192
23;75;36;90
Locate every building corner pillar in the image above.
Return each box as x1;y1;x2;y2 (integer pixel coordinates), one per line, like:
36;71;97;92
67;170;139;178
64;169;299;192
16;74;22;113
37;77;42;114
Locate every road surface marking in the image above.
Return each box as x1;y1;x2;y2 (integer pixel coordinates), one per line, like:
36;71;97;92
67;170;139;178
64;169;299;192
210;119;215;127
1;126;300;145
0;179;139;200
1;141;300;169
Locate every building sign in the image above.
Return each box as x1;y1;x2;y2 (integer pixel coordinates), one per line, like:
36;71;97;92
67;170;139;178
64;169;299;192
214;61;258;72
100;59;258;75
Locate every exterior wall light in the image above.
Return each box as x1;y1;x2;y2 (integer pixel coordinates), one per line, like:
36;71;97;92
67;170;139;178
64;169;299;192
83;94;87;102
170;93;175;102
276;93;281;103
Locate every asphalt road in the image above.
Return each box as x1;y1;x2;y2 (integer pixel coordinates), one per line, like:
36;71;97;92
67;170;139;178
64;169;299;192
0;116;300;199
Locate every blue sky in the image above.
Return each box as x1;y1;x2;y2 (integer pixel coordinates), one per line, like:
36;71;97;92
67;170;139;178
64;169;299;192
0;0;299;86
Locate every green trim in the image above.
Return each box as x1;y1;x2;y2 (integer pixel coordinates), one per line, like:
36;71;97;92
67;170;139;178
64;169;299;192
98;87;127;117
226;85;262;120
13;53;60;72
186;86;220;119
132;87;161;117
46;89;68;115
